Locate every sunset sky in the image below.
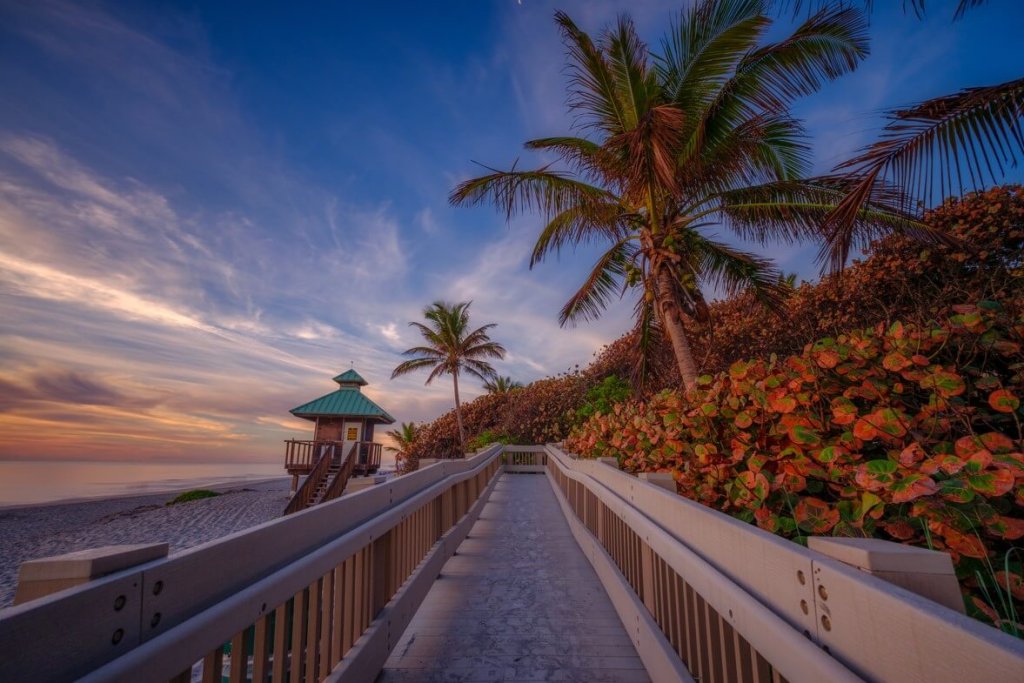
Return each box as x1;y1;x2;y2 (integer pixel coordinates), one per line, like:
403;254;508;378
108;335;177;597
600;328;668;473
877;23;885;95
1;0;1022;465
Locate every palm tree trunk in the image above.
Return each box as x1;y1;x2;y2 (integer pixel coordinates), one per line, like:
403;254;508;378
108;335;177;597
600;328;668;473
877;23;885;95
656;268;699;392
452;371;466;454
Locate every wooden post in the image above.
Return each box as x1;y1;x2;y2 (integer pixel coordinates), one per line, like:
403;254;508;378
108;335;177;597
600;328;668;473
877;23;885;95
14;543;169;605
639;472;676;493
808;537;965;614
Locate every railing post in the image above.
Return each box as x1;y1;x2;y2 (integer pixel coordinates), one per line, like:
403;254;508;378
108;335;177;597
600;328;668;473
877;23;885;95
640;539;656;614
371;530;392;617
808;537;966;613
597;456;619;469
639;472;676;493
14;543;168;606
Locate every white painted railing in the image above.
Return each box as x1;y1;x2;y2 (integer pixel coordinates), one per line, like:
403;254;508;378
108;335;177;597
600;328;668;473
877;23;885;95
544;444;1024;683
0;445;504;683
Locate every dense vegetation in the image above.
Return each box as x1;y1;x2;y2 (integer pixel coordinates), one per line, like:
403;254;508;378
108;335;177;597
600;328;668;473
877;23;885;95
409;187;1024;628
565;187;1024;630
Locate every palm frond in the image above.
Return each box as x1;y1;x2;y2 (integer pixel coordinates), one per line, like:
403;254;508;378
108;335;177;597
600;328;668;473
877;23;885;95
711;178;928;246
530;200;628;267
692;5;868;163
604;13;656;130
627;294;662;389
825;78;1023;270
657;0;767;119
691;233;786;307
462;359;498;382
734;5;869;111
524;136;608;180
449;167;615;221
559;239;633;326
556;10;629;135
391;357;442;381
685;113;810;197
777;0;989;21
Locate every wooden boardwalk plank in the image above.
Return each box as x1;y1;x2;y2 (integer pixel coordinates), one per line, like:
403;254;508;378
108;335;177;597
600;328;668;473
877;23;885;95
380;474;650;682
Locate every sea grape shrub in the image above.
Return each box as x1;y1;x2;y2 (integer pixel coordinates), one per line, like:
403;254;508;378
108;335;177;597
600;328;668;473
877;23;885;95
590;186;1024;394
577;375;632;421
403;373;593;472
566;304;1024;627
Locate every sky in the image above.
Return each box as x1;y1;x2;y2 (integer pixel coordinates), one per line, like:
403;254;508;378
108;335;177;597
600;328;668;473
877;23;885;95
0;0;1022;465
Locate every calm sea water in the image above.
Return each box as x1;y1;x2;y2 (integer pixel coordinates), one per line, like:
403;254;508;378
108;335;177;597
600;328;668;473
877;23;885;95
0;460;286;507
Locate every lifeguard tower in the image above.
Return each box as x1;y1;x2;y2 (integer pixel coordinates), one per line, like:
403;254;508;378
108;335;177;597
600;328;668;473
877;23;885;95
282;369;395;514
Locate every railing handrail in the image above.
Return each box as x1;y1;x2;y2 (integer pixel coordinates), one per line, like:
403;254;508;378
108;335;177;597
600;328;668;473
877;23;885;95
321;442;358;504
544;444;1024;683
0;445;505;683
283;441;336;515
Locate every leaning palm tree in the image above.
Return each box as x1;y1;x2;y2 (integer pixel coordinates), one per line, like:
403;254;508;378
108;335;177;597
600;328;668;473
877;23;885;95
391;301;506;452
451;0;915;391
483;376;523;394
384;422;418;469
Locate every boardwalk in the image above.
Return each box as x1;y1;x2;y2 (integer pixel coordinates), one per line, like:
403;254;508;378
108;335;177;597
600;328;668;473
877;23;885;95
379;473;650;683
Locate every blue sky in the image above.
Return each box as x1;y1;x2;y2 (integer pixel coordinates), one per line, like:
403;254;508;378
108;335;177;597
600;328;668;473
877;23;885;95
1;0;1021;464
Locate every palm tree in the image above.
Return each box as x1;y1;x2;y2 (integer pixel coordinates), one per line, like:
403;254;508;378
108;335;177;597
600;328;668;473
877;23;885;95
391;301;506;452
483;376;523;394
451;0;914;391
384;422;418;469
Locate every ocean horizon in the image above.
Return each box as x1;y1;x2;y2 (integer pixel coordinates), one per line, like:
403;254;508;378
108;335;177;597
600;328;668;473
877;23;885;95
0;460;288;507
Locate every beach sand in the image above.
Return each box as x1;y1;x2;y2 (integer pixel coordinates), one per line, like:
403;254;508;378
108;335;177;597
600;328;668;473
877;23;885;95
0;477;292;607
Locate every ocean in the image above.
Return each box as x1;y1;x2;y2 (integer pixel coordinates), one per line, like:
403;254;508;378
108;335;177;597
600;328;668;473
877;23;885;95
0;460;287;507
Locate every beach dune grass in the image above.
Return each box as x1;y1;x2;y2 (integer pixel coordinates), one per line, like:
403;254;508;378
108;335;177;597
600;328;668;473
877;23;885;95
167;489;221;505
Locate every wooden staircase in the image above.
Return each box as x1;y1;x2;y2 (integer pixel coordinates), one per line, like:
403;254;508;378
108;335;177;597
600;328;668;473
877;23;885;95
283;442;358;515
308;460;343;506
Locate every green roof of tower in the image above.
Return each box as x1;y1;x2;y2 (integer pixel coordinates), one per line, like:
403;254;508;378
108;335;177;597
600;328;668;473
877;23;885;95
332;369;367;386
290;369;394;422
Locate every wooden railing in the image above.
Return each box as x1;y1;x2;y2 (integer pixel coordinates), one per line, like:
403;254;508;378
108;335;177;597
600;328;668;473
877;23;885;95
501;444;547;472
285;440;344;473
283;442;340;516
321;443;358;505
351;441;382;476
0;445;504;683
543;444;1024;683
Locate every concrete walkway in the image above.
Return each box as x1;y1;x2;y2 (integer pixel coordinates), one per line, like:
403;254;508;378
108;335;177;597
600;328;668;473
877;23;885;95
378;473;650;683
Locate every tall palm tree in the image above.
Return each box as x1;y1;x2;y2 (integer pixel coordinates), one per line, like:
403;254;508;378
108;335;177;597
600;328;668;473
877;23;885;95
384;421;418;469
391;301;506;452
451;0;914;391
483;376;523;394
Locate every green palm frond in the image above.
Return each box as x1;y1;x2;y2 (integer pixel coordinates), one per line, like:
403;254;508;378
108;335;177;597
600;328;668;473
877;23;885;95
559;239;634;326
556;11;629;135
449;167;614;221
483;376;524;393
691;233;785;307
825;77;1024;270
778;0;989;21
711;178;928;245
531;201;629;267
658;0;767;118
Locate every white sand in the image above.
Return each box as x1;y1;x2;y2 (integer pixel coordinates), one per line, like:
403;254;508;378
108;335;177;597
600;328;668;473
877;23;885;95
0;477;292;607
